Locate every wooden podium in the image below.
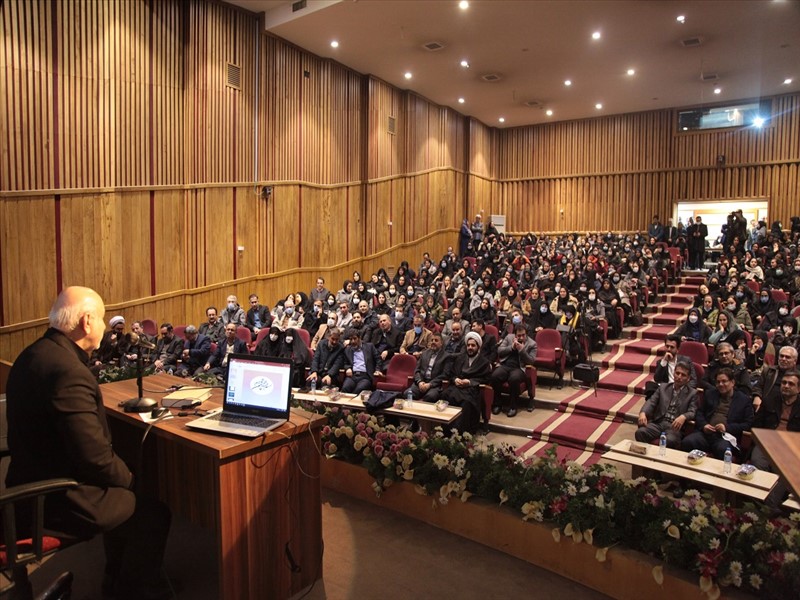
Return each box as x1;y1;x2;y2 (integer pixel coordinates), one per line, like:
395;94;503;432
101;374;324;600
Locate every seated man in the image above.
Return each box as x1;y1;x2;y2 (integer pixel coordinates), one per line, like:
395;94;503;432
5;286;171;600
406;332;449;403
635;362;697;448
369;314;403;372
749;370;800;509
342;330;381;394
121;320;155;367
752;346;798;412
681;367;754;460
336;301;353;331
310;276;330;303
490;325;537;418
400;314;433;358
307;329;346;387
220;295;246;327
202;322;249;377
246;294;272;340
441;332;491;434
356;300;379;334
91;315;127;374
199;306;225;344
175;325;211;378
471;319;498;364
442;307;469;338
152;323;183;373
653;334;698;388
442;320;465;355
701;342;751;394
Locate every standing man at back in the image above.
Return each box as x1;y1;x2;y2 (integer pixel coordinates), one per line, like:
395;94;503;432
5;287;172;600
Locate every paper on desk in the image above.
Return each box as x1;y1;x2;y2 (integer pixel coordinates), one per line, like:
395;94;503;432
721;432;738;450
140;412;174;423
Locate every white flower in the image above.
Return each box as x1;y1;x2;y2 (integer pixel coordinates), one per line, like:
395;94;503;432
745;511;759;522
752;541;764;551
685;489;701;499
565;483;577;496
381;456;391;467
709;538;720;550
564;523;574;536
594;495;606;509
694;499;707;512
709;504;720;519
739;523;752;534
652;565;664;585
432;453;449;470
790;512;800;523
690;515;709;533
749;574;762;590
729;561;742;577
552;528;561;543
662;519;672;529
785;552;798;564
596;547;608;562
499;489;509;505
699;575;713;592
667;525;680;539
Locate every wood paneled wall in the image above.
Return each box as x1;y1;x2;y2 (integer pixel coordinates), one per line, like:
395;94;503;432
1;0;798;362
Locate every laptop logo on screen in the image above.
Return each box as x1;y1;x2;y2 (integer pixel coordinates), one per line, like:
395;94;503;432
250;377;274;395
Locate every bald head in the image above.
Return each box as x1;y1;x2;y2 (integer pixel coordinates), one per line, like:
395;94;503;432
49;286;106;352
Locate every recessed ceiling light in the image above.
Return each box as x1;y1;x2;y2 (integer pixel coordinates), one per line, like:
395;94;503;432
460;60;470;68
404;72;413;80
592;31;601;40
498;117;505;123
458;97;465;104
753;116;765;128
545;109;553;117
713;87;722;94
676;15;686;23
330;40;339;48
459;1;469;9
564;79;572;86
595;103;603;110
627;68;635;76
784;78;793;85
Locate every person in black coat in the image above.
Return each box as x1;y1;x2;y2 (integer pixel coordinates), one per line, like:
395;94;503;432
245;294;272;340
406;333;451;403
441;332;492;434
5;287;171;600
342;330;381;394
254;326;283;357
308;329;346;387
687;215;709;269
201;322;250;377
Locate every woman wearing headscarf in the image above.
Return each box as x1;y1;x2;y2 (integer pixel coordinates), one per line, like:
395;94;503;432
528;300;558;333
708;309;746;348
279;328;311;387
255;326;283;357
597;278;622;338
675;307;712;343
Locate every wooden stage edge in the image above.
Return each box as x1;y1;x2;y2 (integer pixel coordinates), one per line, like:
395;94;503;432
321;458;752;600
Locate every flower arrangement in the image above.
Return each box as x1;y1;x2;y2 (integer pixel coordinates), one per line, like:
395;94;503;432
311;403;800;599
96;363;155;383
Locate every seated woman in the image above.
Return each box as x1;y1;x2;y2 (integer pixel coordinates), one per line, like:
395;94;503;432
279;329;311;387
374;291;391;316
528;301;558;333
471;297;497;327
549;286;579;321
597;278;623;338
254;326;284;357
708;309;746;348
675;307;712;343
582;288;607;351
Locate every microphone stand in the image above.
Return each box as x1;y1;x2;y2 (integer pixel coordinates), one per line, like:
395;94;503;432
121;342;157;413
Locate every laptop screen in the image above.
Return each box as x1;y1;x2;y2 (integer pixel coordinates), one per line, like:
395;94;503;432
224;354;293;417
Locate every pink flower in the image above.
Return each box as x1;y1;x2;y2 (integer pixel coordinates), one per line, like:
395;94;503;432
550;496;567;515
322;425;331;435
767;551;784;574
696;549;722;578
337;419;345;427
356;423;366;432
374;444;384;457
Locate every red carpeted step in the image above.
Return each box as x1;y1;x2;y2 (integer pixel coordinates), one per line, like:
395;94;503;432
517;443;602;467
673;284;701;294
602;355;659;373
647;313;684;325
607;338;663;356
523;411;622;453
596;368;651;394
558;387;643;420
627;323;677;340
656;303;690;315
683;276;706;285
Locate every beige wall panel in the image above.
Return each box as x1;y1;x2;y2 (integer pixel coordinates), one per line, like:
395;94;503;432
59;194;104;291
271;186;300;273
234;185;266;279
0;196;56;324
201;187;234;285
153;189;186;294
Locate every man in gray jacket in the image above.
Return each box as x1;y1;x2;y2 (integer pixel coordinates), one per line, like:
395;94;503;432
636;361;697;448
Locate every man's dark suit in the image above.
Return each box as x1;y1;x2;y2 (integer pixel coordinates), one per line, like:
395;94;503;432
635;382;697;448
442;351;491;433
479;332;498;363
246;305;272;336
408;348;451;403
681;388;754;459
369;325;403;370
342;341;380;394
310;339;346;382
6;328;171;597
205;337;250;375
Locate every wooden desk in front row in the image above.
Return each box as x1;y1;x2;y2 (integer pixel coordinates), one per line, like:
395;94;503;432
602;440;779;502
100;374;324;600
293;389;462;430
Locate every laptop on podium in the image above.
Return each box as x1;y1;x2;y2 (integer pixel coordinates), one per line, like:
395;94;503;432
187;354;293;438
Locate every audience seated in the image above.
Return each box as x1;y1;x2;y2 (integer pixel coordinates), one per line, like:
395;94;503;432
202;322;250;377
175;325;211;378
636;362;697;448
152;323;183;373
199;306;225;344
405;333;449;404
221;295;246;327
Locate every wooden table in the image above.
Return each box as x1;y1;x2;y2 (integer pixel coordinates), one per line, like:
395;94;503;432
101;374;324;600
293;389;462;429
751;429;800;499
602;439;779;502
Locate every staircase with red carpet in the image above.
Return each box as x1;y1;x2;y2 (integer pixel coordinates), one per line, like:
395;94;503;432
516;273;707;466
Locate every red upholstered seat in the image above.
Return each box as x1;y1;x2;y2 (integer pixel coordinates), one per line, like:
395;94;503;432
484;324;500;342
533;329;565;387
251;328;270;352
375;353;417;392
679;340;709;366
173;325;187;340
294;327;311;348
140;318;158;337
0;537;62;568
235;326;251;346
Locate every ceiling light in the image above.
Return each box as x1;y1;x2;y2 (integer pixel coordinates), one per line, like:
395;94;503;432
564;79;572;86
676;15;686;23
784;78;793;85
498;117;505;123
458;97;465;104
595;103;603;110
404;72;413;80
713;87;722;94
627;68;635;76
330;40;339;48
459;1;469;9
545;109;553;117
753;116;765;128
460;60;470;68
592;31;601;40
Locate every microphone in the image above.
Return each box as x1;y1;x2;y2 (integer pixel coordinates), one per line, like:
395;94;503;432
125;332;157;350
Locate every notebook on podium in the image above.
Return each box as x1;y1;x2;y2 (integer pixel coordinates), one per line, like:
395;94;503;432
187;354;293;438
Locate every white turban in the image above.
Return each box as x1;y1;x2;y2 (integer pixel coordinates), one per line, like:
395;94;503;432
464;331;483;348
109;315;125;327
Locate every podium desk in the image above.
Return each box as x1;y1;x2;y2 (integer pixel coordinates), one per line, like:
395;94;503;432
101;374;324;600
751;429;800;499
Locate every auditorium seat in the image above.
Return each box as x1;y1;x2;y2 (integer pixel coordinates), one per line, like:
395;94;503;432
375;354;416;392
533;329;565;387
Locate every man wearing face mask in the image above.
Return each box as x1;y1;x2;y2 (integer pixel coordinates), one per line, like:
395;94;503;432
310;311;339;350
220;294;246;327
400;315;432;358
491;326;537;418
308;329;345;387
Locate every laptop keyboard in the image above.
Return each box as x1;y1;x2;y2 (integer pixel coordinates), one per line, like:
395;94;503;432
208;413;276;428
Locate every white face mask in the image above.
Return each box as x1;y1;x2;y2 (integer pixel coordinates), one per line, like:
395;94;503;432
779;308;789;316
284;336;293;344
269;334;279;342
688;315;698;324
327;318;336;327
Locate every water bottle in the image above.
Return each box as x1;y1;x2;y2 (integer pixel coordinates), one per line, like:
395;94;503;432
723;447;732;474
659;432;667;456
405;389;414;408
310;378;316;395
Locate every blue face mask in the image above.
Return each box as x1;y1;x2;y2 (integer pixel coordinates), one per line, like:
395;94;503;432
760;297;769;304
285;306;294;315
414;326;422;334
512;315;522;324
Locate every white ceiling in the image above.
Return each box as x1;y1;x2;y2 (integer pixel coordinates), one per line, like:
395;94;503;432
227;0;800;128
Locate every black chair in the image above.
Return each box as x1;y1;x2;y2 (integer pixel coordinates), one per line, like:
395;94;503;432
1;477;78;600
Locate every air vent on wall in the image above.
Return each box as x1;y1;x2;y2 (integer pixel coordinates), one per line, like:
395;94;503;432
423;41;445;52
700;72;719;82
482;73;502;82
292;0;307;12
226;62;241;90
680;36;704;48
387;115;397;135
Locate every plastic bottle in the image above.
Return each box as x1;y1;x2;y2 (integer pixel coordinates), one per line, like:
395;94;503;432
310;378;316;395
659;432;667;456
723;447;732;474
405;389;414;408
